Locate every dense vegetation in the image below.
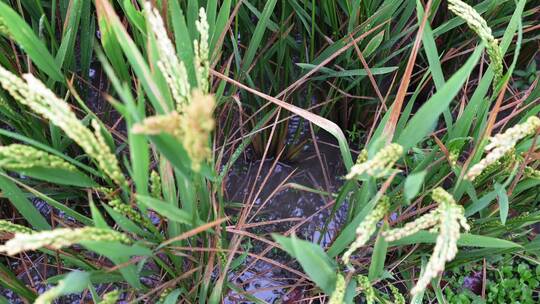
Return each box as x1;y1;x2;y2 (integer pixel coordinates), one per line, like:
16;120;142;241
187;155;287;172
0;0;539;303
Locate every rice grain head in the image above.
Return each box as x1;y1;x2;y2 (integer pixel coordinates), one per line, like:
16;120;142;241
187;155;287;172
448;0;503;85
150;170;162;198
328;274;346;304
346;143;403;179
525;167;540;179
466;116;540;181
0;227;131;255
381;188;469;295
145;2;190;108
410;188;469;295
0;66;126;187
108;198;154;231
194;7;210;93
357;275;376;304
132;90;215;171
0;144;76;171
180;89;215;171
140;4;215;171
132;112;183;139
0;220;34;234
99;290;120;304
390;285;406;304
342;196;389;265
382;208;440;242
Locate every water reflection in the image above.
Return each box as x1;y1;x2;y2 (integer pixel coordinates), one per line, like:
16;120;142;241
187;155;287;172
224;133;347;302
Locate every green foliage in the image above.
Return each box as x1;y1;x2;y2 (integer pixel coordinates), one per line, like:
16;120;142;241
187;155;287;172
0;0;538;302
273;234;337;294
443;256;540;304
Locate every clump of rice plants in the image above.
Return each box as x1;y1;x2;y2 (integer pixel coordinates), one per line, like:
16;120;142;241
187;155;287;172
0;0;539;303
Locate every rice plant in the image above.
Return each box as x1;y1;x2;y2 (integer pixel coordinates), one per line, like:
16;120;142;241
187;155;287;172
0;0;539;303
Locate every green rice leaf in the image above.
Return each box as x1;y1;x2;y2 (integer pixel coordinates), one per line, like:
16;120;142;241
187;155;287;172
389;231;521;248
273;234;337;294
495;183;509;225
0;170;49;230
397;44;484;150
404;170;427;202
368;226;388;281
137;195;197;226
0;2;64;82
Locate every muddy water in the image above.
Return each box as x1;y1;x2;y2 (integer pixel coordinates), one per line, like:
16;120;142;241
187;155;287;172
224;132;348;303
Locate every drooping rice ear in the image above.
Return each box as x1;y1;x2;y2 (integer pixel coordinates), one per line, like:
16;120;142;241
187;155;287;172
466;116;540;181
346;143;403;179
0;227;131;255
0;66;126;187
448;0;503;85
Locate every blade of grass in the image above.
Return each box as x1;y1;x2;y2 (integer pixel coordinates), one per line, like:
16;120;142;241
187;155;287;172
273;234;337;294
390;231;522;248
0;2;64;82
397;45;484;150
0;170;50;230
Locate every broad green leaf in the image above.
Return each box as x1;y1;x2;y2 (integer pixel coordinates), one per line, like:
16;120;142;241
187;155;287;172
495;183;509;225
137;195;196;225
148;134;191;176
42;271;90;302
273;234;337;294
11;178;93;226
95;0;130;82
90;200;108;229
95;0;169;113
416;0;452;129
163;289;183;304
417;2;444;89
297;63;397;80
123;0;145;32
210;0;232;54
0;171;49;230
363;30;385;58
6;166;96;188
404;170;426;202
465;190;497;216
81;241;152;258
397;45;484;150
80;242;142;289
368;226;388;281
344;280;357;304
169;0;196;86
54;29;73;69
